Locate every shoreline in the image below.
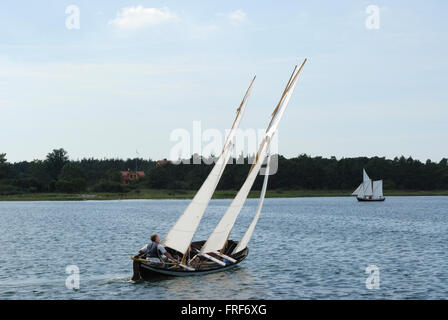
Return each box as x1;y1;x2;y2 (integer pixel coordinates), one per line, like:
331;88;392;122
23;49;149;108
1;189;448;201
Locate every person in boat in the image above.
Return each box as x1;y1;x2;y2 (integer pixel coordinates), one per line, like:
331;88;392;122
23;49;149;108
138;234;176;262
132;234;177;281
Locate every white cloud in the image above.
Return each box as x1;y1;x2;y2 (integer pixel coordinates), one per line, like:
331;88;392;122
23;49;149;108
109;6;177;30
228;9;247;25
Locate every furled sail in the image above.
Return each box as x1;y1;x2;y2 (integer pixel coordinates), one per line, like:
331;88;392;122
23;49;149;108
161;76;256;256
372;180;383;198
200;59;307;255
232;150;272;254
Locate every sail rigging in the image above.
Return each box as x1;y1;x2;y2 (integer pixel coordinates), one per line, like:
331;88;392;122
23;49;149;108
161;76;256;256
200;59;307;255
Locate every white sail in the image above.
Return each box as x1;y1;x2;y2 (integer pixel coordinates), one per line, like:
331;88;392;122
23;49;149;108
358;184;366;197
363;169;370;182
352;183;363;196
232;152;271;254
372;180;383;198
362;169;372;196
266;60;306;136
354;169;372;197
200;59;307;255
161;77;256;256
200;136;271;254
363;179;373;196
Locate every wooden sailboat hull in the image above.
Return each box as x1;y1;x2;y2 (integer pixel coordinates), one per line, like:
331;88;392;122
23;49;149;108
357;197;385;202
133;240;248;279
138;257;245;277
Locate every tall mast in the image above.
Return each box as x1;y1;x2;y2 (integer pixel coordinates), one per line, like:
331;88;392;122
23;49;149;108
200;59;307;255
161;76;256;257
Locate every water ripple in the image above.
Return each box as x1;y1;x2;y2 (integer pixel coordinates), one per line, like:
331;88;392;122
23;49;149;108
0;196;447;299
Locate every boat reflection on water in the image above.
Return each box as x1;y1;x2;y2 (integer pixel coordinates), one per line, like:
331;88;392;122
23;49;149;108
139;266;263;300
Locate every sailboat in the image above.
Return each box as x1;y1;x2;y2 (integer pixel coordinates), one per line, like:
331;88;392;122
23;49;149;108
352;169;385;202
132;59;307;278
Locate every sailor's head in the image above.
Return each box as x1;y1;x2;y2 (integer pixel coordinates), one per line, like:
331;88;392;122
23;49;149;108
150;234;159;242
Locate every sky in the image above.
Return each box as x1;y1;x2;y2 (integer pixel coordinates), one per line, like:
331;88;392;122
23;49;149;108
0;0;447;163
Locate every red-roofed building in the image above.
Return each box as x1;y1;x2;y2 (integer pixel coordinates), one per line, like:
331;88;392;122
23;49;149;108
120;170;145;185
156;159;173;166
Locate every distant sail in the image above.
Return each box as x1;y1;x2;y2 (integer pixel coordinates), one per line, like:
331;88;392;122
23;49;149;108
363;179;373;196
353;169;385;201
372;180;383;198
362;169;373;196
363;169;370;182
352;169;372;197
352;183;363;196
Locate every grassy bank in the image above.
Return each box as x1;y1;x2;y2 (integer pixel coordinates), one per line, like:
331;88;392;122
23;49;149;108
1;189;448;201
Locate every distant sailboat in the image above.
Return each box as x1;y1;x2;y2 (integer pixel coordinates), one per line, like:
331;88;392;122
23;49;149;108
352;169;385;202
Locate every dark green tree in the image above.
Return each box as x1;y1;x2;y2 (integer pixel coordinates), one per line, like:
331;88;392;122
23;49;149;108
45;148;69;180
55;162;86;193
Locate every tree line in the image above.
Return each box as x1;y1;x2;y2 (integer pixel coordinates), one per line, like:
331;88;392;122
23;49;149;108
0;149;447;195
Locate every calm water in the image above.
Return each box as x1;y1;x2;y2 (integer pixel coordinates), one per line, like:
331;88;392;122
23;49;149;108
0;197;447;299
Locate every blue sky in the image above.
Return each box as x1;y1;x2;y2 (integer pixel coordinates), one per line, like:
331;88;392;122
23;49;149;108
0;1;447;162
